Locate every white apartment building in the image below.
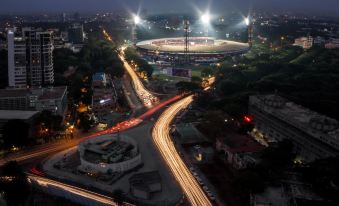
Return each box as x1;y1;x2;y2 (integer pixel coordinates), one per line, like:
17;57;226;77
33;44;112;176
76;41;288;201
7;27;54;88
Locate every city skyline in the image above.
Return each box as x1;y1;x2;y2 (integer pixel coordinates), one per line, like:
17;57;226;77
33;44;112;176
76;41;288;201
1;0;339;15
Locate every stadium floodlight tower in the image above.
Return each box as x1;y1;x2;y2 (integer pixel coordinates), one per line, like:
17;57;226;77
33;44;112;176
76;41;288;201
132;15;141;45
183;19;190;64
201;12;210;36
245;16;253;48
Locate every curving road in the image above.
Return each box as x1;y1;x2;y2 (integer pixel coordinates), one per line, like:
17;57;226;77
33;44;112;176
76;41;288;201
152;95;212;206
118;47;159;108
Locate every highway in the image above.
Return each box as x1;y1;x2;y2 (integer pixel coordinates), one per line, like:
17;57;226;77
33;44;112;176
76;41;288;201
28;174;134;206
118;47;159;108
152;95;212;206
0;139;79;167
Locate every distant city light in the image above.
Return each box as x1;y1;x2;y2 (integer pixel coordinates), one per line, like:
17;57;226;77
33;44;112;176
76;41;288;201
201;13;210;24
134;15;141;25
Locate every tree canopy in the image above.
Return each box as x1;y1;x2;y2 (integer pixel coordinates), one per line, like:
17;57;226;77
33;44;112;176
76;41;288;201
2;120;30;149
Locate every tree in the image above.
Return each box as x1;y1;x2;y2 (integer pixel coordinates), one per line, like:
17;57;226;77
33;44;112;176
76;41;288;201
0;161;30;205
258;139;295;181
176;81;201;93
78;113;94;132
300;157;339;204
191;76;202;85
2;120;30;149
201;67;214;78
34;110;63;137
112;189;125;206
234;170;265;194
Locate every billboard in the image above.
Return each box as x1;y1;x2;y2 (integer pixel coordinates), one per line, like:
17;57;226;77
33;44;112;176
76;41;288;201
167;67;192;78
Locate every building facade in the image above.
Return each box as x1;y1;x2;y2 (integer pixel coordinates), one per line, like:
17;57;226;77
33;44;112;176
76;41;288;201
293;36;313;49
325;38;339;49
249;94;339;162
216;133;264;169
91;73;117;117
8;27;54;88
67;24;84;44
0;86;67;117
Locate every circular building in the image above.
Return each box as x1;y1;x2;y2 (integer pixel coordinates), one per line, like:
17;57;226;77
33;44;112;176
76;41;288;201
136;37;249;64
78;134;142;173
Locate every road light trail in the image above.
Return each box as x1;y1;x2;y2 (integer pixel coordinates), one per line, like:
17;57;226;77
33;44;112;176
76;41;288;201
152;95;212;206
28;175;134;206
118;47;159;108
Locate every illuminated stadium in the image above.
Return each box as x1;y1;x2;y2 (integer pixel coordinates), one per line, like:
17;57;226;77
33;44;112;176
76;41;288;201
136;37;249;64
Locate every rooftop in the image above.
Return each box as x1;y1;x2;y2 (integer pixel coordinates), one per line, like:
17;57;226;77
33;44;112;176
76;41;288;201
0;89;30;98
37;86;67;100
129;171;162;191
219;133;264;153
0;86;67;100
0;110;40;120
92;72;106;81
249;94;339;148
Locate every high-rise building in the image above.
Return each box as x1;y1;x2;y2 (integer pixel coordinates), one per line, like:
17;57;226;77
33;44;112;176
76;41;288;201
67;24;84;44
7;27;54;88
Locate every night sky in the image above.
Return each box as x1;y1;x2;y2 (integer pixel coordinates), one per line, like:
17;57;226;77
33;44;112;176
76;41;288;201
1;0;339;14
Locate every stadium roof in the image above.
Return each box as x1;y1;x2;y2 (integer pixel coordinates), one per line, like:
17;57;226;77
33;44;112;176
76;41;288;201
136;37;249;54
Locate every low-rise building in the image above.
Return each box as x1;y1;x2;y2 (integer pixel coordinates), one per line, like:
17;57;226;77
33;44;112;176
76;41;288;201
251;182;326;206
313;36;326;46
91;73;117;117
293;36;313;49
325;38;339;49
0;86;67;117
216;133;264;169
129;171;162;200
249;94;339;162
0;110;40;138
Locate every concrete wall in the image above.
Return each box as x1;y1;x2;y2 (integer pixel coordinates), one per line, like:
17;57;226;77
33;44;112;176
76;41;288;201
78;134;142;173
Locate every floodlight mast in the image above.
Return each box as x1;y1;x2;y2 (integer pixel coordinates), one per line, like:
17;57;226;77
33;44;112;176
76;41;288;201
132;15;140;45
184;19;190;64
201;13;210;37
245;16;253;48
